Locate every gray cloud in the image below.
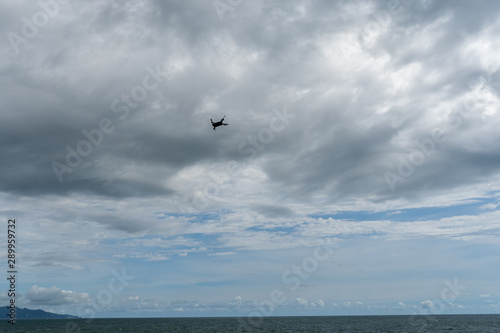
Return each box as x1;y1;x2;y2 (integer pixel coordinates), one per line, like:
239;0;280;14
3;0;497;206
252;203;295;218
1;1;499;232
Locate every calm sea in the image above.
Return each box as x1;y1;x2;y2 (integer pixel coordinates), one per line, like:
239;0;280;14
1;314;499;332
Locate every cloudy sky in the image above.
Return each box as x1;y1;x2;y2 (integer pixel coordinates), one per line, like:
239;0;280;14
1;0;500;321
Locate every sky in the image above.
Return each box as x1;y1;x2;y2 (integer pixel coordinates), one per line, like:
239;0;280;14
1;0;500;323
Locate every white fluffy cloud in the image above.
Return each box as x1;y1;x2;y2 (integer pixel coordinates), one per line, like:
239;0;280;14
25;286;90;306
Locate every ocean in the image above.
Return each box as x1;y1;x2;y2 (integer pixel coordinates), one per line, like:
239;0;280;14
1;314;499;332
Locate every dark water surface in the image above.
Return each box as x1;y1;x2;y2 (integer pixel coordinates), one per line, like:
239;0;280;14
1;314;499;332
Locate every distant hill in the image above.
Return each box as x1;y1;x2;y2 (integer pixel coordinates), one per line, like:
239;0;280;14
4;306;80;319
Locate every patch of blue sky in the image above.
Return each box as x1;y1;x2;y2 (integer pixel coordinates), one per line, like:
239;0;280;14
100;234;164;246
184;233;227;249
391;199;498;221
98;234;218;259
309;210;390;221
309;197;500;223
154;211;195;219
246;226;297;233
194;280;241;287
136;233;223;249
330;230;386;241
455;243;500;260
155;210;232;223
100;236;131;246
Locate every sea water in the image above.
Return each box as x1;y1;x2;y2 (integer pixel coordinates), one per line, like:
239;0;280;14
1;314;499;332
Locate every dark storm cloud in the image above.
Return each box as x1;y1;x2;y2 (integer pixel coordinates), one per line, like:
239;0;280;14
1;0;500;209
